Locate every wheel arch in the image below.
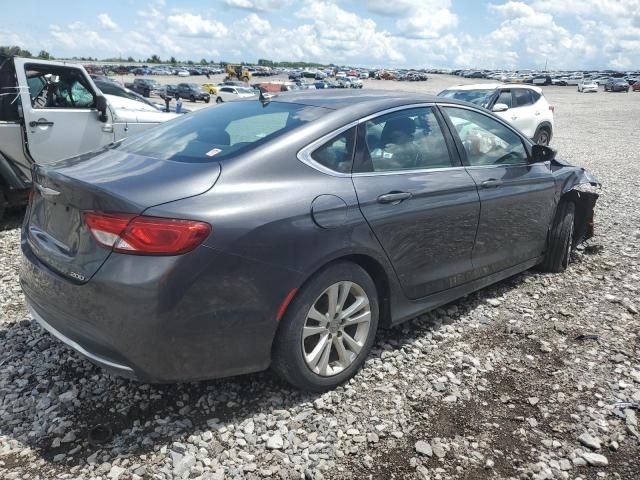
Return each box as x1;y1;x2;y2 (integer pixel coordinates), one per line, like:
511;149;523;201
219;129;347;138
559;189;598;246
276;252;395;338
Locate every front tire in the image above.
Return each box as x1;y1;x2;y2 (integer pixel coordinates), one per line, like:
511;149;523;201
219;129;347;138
216;97;223;104
190;95;196;102
540;200;575;273
272;262;379;392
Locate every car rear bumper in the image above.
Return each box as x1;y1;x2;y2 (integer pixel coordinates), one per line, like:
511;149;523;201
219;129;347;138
20;237;302;383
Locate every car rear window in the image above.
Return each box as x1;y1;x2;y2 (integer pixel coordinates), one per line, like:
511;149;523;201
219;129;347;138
116;100;327;163
438;89;494;107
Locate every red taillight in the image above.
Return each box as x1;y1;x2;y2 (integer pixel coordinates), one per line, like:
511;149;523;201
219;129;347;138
84;212;211;255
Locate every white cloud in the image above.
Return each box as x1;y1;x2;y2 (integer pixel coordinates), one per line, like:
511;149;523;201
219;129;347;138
165;13;228;38
224;0;293;12
395;6;458;38
7;0;639;69
97;13;118;31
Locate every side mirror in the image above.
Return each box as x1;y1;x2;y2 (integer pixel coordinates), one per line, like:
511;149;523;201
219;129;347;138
531;144;556;163
95;95;108;122
492;103;509;113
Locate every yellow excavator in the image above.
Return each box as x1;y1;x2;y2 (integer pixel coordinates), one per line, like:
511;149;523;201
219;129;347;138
224;64;251;82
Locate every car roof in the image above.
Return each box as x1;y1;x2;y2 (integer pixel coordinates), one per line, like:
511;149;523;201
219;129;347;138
269;89;465;112
444;83;543;93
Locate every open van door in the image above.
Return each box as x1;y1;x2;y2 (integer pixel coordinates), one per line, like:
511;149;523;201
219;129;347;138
13;58;114;165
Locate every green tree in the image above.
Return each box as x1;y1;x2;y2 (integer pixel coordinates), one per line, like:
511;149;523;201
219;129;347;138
37;50;51;59
126;56;135;63
146;54;161;64
169;56;177;65
199;58;208;65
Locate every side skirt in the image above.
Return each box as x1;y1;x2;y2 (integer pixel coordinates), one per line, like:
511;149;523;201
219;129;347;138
389;257;543;325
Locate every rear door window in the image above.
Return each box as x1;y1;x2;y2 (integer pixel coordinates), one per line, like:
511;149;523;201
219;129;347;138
513;89;533;108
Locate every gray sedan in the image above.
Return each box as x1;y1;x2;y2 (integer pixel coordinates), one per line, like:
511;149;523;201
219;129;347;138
20;90;599;391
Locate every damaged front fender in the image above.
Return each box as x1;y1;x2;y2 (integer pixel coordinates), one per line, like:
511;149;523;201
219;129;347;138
551;159;601;244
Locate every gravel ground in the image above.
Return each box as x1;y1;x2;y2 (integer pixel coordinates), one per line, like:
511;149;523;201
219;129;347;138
1;76;639;480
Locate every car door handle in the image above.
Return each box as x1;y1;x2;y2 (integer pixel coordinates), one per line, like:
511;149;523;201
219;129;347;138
29;120;54;127
377;192;412;204
481;179;502;188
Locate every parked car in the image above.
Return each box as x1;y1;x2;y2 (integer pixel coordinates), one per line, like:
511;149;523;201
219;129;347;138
202;83;218;94
438;84;555;145
0;54;180;220
347;76;363;88
215;85;258;103
531;75;552;86
566;75;583;86
20;90;599;390
176;69;190;77
176;83;211;102
577;80;599;93
132;67;150;76
127;78;162;98
633;81;640;92
604;78;629;92
552;77;568;86
94;79;190;113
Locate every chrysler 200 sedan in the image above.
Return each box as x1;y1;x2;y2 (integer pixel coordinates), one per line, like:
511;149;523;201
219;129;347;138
20;90;599;391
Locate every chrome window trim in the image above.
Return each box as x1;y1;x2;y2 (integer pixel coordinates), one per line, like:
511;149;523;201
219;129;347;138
464;163;530;170
352;165;465;177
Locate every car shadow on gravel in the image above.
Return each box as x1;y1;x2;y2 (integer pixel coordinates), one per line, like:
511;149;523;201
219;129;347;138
0;266;558;472
0;208;25;231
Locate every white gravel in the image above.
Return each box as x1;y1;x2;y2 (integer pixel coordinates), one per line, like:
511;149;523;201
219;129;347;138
1;75;639;480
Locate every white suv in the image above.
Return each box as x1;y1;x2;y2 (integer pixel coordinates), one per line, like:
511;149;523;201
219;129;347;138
438;84;555;145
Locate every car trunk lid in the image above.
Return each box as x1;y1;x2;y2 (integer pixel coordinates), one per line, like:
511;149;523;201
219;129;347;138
26;149;220;282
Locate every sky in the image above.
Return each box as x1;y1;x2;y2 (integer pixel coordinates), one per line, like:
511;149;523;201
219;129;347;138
1;0;639;70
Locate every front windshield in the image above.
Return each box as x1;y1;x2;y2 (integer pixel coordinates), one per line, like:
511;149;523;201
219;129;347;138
438;89;493;107
117;100;327;163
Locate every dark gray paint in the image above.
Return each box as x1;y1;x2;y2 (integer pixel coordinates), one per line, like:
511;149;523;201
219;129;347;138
20;90;600;382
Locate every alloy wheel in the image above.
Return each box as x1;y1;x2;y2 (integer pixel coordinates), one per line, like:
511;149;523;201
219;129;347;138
302;281;371;377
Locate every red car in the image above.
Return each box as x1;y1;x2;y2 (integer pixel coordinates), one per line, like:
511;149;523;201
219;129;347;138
633;81;640;92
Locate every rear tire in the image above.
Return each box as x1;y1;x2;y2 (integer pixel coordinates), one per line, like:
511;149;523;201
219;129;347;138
272;262;379;392
540;200;575;273
190;95;196;102
533;126;551;146
0;185;6;222
204;97;210;104
216;97;223;104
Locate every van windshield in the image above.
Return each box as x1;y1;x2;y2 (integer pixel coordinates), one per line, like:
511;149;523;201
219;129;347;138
117;100;327;163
